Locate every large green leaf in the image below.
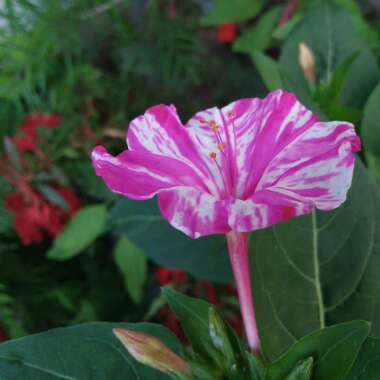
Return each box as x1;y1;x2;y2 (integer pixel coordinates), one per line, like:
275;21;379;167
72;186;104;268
327;179;380;333
108;198;232;283
47;204;107;260
0;322;182;379
361;83;380;159
250;162;380;361
201;0;264;25
266;321;370;380
279;2;380;109
346;337;380;379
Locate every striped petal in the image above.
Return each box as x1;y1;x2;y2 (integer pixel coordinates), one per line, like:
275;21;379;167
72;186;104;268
221;90;319;198
228;190;312;232
257;121;360;210
91;146;208;200
158;187;229;238
127;104;218;195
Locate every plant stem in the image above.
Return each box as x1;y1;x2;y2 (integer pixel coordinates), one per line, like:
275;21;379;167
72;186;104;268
226;231;260;353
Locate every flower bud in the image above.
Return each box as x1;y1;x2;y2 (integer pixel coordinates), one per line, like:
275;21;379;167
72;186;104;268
298;42;316;83
113;328;191;376
209;307;234;361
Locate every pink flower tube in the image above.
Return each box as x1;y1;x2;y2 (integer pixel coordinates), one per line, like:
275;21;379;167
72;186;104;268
91;90;360;352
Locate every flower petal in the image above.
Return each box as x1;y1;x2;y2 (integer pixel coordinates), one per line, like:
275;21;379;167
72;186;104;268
158;187;230;238
127;104;219;194
91;146;208;200
257;121;360;210
221;90;319;198
228;190;312;232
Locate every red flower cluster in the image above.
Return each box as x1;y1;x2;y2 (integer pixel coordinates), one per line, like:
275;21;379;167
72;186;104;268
5;187;80;246
2;113;80;245
218;23;237;43
155;267;243;340
11;113;61;154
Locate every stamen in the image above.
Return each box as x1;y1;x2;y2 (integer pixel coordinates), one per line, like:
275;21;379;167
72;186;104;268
199;117;207;124
209;152;217;160
227;111;236;119
209;120;220;131
217;143;224;151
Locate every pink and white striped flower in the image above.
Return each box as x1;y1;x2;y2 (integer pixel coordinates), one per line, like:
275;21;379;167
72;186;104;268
91;90;360;353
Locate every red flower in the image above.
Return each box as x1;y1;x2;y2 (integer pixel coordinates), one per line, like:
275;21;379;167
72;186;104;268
23;113;61;132
218;23;237;43
9;113;61;155
11;133;37;154
5;187;80;246
155;268;187;285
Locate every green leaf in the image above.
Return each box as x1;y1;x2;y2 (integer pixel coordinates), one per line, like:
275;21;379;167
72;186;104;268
233;6;283;54
284;357;313;380
114;236;147;304
335;0;379;51
324;103;362;125
35;183;69;211
345;337;380;379
327;180;380;339
328;52;359;101
47;204;106;260
208;307;250;378
0;322;182;379
250;162;380;361
201;0;264;25
163;288;253;379
273;14;303;41
108;198;232;283
209;307;235;361
162;286;220;363
366;153;380;185
251;51;283;91
266;321;370;380
279;2;380;109
246;353;266;380
362;83;380;159
318;52;359;108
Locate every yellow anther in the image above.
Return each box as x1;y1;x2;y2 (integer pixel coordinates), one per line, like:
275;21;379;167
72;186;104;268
209;120;219;131
209;152;217;160
217;143;224;151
